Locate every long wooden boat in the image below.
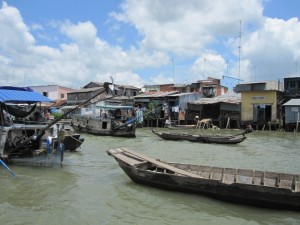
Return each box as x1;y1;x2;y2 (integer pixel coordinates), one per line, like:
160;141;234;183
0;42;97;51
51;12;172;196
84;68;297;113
168;124;196;129
57;123;84;151
71;105;136;138
152;129;249;144
63;132;84;151
107;148;300;210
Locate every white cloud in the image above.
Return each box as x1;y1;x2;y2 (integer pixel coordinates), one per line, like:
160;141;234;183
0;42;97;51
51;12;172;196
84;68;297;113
1;0;300;90
0;3;168;88
150;73;174;84
0;2;35;56
112;0;264;56
191;53;227;80
234;17;300;81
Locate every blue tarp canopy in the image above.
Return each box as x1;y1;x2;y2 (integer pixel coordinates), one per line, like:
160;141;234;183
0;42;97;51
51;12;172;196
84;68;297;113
0;86;53;103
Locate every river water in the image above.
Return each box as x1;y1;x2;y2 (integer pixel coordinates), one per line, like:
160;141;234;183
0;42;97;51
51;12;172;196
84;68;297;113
1;128;300;225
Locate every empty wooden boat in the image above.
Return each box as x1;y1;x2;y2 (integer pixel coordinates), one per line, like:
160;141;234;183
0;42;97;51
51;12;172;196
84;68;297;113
152;130;248;144
107;148;300;210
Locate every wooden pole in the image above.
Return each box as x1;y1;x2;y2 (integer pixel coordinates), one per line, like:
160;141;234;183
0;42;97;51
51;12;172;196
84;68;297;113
226;117;230;130
296;112;299;132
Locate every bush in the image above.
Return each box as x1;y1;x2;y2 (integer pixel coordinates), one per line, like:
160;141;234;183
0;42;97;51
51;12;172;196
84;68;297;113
51;112;62;119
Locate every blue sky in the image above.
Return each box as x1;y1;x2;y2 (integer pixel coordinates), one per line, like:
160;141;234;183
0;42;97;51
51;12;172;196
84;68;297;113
1;0;300;89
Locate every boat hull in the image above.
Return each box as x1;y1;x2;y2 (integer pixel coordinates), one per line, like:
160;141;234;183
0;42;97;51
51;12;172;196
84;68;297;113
152;130;246;144
108;148;300;210
71;115;136;137
63;134;84;151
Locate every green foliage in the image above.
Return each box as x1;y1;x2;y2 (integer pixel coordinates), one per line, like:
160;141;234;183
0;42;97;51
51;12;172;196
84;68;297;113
51;112;62;119
144;102;160;120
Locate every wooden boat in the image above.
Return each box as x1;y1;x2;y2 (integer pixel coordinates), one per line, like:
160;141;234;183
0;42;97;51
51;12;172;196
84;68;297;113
0;83;112;167
107;148;300;210
1;123;65;166
71;105;136;137
152;128;251;144
168;124;196;129
63;129;84;151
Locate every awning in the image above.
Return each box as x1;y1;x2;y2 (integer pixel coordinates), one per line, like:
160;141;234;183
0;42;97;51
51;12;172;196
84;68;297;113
0;86;53;103
97;105;133;110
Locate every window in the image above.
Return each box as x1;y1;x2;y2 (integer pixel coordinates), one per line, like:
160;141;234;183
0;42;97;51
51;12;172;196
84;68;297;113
290;81;296;88
60;93;64;98
43;92;48;97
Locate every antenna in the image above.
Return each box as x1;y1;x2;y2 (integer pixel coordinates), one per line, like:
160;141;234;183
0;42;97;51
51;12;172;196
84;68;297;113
203;58;206;78
172;58;174;83
238;20;242;83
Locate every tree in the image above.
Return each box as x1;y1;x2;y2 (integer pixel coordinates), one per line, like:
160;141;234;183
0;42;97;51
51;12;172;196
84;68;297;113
143;102;160;126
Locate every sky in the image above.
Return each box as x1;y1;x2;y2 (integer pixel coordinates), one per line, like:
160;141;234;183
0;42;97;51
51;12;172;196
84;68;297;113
1;0;300;89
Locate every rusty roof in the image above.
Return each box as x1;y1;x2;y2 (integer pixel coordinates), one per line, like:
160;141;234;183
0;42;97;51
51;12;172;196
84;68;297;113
135;91;179;98
190;92;241;105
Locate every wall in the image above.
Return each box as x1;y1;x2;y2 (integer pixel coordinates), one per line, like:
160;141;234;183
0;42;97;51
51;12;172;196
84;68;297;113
285;106;300;123
241;91;277;121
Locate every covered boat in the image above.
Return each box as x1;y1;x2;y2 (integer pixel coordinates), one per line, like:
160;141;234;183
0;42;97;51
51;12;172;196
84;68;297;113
0;86;64;166
151;127;252;144
71;105;136;137
0;82;114;167
107;148;300;210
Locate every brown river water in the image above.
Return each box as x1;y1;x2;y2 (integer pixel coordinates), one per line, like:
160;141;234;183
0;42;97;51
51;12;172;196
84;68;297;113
1;128;300;225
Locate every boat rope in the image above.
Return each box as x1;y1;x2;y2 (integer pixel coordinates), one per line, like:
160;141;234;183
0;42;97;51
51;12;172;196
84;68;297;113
63;128;84;144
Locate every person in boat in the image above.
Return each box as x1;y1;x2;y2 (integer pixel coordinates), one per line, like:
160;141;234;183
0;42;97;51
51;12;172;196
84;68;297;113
44;111;51;121
33;110;45;122
114;109;122;119
244;125;253;134
194;116;199;125
1;110;12;126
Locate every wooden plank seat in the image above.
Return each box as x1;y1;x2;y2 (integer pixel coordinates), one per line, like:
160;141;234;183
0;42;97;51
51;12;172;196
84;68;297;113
236;169;253;184
222;168;236;184
210;167;223;180
198;166;211;179
264;171;278;187
293;175;300;192
279;173;294;189
253;170;264;185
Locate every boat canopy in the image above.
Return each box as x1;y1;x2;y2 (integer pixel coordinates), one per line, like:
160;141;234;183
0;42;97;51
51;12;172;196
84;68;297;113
0;86;52;103
97;105;133;110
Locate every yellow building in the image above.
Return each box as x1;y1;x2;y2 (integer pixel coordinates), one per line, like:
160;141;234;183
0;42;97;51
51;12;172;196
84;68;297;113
235;81;284;129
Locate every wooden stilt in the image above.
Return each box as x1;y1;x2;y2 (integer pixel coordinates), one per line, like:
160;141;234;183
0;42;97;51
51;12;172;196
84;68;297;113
296;112;299;133
226;117;230;130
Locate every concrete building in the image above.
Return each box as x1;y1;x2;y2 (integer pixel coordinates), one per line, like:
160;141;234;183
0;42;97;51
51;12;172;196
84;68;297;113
234;80;284;129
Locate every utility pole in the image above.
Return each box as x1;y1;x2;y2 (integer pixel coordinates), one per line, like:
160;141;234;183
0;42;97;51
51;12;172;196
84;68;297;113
172;58;174;83
238;20;242;83
203;58;206;78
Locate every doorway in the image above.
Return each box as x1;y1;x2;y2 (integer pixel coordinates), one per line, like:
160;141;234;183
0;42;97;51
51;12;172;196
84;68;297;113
253;104;272;123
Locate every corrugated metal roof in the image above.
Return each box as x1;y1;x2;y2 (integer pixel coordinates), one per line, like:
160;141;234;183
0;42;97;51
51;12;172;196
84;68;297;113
68;87;104;93
135;91;179;98
168;92;198;97
0;87;53;103
283;99;300;106
189;92;241;105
